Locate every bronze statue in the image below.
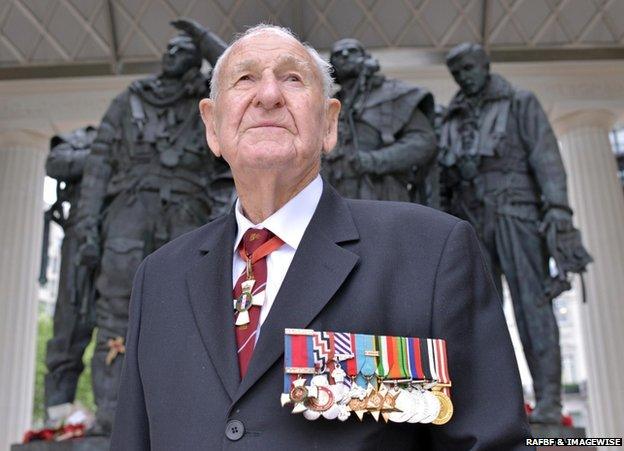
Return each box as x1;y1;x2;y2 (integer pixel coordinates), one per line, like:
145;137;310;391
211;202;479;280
75;19;231;435
439;43;592;424
322;38;437;204
42;126;97;417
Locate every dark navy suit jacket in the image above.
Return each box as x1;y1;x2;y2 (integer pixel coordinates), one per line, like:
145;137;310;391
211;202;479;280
111;182;532;450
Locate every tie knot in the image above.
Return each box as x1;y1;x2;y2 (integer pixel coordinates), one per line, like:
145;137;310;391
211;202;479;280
241;228;275;254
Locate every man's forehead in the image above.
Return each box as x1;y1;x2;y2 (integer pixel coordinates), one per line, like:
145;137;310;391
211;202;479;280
232;54;309;70
226;32;313;70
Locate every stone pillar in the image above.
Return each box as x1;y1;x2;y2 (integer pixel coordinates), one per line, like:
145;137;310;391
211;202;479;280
554;109;624;438
0;130;48;449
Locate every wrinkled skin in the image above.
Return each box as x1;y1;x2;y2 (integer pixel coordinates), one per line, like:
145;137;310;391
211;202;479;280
200;30;340;222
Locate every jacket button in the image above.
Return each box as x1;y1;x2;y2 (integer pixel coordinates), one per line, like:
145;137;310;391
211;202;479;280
225;419;245;441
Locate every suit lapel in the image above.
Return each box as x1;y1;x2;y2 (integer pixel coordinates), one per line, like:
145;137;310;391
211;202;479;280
185;212;240;400
233;184;360;404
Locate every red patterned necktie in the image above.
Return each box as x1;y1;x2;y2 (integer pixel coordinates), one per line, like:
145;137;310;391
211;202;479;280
233;228;284;378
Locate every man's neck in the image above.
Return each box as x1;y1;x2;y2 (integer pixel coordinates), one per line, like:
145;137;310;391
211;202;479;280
235;166;320;224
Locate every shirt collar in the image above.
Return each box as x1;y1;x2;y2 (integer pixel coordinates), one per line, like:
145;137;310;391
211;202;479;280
233;175;323;252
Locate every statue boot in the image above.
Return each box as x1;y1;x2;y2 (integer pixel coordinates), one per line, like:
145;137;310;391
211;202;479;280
528;350;562;424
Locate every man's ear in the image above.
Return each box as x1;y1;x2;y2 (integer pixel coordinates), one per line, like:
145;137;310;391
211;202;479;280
322;98;341;155
199;98;221;157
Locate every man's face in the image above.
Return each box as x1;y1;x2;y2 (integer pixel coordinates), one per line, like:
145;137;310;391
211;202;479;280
448;52;489;97
199;31;340;182
162;36;200;78
330;39;365;82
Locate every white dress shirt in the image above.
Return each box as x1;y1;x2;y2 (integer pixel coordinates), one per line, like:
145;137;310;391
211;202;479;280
232;175;323;338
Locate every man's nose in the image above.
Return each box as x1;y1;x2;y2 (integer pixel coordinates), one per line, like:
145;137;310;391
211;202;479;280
253;75;285;110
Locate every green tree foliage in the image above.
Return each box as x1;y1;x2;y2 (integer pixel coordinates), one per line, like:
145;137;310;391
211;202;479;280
33;311;95;426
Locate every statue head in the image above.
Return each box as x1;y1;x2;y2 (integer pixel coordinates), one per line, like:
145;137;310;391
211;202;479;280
330;38;371;83
446;42;490;97
161;34;202;79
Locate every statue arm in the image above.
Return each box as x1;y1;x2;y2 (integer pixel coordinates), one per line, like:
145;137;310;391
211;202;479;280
520;92;570;210
520;93;592;274
357;107;437;175
75;97;122;256
46;143;90;183
170;18;226;67
196;28;227;67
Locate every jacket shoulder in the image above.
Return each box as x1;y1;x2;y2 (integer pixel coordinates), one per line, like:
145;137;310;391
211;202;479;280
345;199;461;238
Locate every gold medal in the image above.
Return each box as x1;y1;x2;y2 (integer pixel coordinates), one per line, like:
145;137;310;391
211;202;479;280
348;395;369;421
431;390;454;425
366;386;385;421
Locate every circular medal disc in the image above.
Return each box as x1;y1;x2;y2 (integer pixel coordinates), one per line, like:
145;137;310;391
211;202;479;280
322;402;341;420
160;149;179;168
386;388;413;423
330;382;349;404
303;409;322;420
431;391;454;425
289;385;308;404
235;292;253;312
407;390;427;424
419;390;441;424
305;386;335;412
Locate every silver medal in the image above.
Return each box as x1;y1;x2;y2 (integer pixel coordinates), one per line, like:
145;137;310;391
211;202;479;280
406;389;427;423
419;389;441;424
386;387;412;423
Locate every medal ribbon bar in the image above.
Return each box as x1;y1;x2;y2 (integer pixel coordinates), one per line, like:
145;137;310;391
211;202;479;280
281;329;453;425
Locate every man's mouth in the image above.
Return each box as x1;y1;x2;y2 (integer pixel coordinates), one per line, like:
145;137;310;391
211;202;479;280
248;122;287;130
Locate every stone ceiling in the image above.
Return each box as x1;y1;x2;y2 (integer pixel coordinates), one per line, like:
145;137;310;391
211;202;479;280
1;0;623;78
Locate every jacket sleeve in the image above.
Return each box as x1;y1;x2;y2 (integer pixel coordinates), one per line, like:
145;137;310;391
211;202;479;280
518;91;570;209
429;220;533;450
110;256;151;450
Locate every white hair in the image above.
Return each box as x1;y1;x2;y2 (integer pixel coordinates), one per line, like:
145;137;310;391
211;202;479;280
209;24;334;100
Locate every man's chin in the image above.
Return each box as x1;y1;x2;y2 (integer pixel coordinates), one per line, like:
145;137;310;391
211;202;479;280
238;145;296;170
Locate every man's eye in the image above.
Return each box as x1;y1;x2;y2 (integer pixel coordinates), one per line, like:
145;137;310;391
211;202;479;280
286;74;302;82
237;74;252;82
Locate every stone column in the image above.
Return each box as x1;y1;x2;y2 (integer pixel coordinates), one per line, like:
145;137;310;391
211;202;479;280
0;129;48;449
554;109;624;438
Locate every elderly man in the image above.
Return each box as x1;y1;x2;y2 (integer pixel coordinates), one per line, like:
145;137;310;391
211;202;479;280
111;26;531;450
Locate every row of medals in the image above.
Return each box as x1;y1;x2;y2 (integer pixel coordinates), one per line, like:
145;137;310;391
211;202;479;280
281;365;453;424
